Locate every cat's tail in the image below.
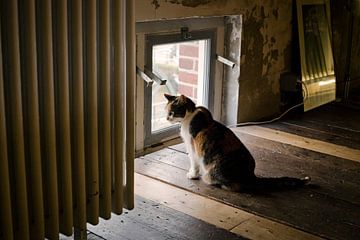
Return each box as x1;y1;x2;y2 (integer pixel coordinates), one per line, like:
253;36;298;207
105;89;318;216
253;176;311;190
226;176;311;192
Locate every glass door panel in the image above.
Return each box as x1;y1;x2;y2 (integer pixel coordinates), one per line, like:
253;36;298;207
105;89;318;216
151;39;209;133
143;30;216;147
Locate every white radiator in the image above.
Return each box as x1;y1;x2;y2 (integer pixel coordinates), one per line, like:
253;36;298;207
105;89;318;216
0;0;135;239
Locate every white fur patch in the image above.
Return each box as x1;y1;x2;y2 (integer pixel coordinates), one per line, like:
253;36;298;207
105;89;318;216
180;109;205;177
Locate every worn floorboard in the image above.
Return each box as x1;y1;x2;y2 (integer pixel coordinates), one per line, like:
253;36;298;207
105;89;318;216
261;121;360;150
271;104;360;149
86;196;244;240
135;173;322;240
147;136;360;205
286;104;360;133
83;103;359;240
136;103;360;240
135;154;360;240
233;126;360;163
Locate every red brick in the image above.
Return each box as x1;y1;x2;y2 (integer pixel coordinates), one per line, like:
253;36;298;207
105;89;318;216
179;45;199;58
179;58;194;70
178;84;194;98
179;71;198;85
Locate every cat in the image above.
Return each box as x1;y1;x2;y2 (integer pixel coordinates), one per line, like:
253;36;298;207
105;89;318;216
164;93;310;192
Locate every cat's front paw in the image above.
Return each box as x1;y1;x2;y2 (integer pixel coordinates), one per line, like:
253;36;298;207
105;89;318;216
186;169;200;180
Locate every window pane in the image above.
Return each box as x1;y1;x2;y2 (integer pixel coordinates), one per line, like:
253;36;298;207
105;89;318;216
151;39;208;132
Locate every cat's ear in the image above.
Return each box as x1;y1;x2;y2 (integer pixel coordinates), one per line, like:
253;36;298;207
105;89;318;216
178;94;187;103
164;93;176;102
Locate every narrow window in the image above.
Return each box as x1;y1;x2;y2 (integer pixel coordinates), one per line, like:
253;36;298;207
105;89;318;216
144;30;215;146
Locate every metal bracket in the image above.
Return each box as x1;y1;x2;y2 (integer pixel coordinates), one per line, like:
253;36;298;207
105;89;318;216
136;67;167;87
216;55;235;68
137;67;153;87
181;27;192;40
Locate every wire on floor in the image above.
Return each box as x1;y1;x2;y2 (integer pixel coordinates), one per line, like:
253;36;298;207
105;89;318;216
227;81;308;128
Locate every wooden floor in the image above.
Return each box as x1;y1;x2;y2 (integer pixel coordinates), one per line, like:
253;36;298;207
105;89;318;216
86;196;243;240
84;103;360;240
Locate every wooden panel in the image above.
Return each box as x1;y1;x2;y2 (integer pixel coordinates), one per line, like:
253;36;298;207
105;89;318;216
233;126;360;163
144;147;189;170
262;121;360;150
135;174;323;240
168;143;187;153
290;104;360;133
135;173;251;230
153;140;360;204
88;196;244;240
231;215;322;240
236;133;360;203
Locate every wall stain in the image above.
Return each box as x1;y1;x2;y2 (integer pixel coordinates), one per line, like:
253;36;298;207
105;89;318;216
169;0;211;7
151;0;228;8
151;0;160;9
273;8;279;19
271;49;279;61
260;6;266;18
239;2;292;121
241;6;265;83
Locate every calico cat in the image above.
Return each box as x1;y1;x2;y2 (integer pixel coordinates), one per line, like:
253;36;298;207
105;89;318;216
164;93;310;192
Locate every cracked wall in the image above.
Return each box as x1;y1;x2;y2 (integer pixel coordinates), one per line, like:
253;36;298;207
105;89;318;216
136;0;293;122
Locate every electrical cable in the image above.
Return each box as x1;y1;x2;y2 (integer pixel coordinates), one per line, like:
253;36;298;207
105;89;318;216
228;80;360;133
227;102;305;128
227;81;308;128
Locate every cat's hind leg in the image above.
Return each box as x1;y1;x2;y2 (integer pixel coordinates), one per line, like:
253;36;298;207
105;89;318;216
201;163;221;186
202;170;243;191
201;172;215;185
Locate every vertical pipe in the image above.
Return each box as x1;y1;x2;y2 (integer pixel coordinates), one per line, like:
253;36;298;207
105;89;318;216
112;0;124;214
70;0;87;238
125;0;135;210
99;0;112;219
37;0;59;238
85;0;99;225
343;9;354;101
20;0;45;238
0;22;14;240
1;0;30;239
53;0;73;235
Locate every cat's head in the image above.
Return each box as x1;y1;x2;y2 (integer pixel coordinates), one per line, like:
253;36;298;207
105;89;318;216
164;94;196;123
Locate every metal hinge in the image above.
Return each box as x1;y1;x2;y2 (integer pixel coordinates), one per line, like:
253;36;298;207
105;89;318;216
136;67;167;87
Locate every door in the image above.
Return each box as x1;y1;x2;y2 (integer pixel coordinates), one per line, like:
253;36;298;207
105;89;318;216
143;30;216;146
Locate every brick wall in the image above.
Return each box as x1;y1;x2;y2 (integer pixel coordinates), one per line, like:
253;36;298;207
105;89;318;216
178;42;199;101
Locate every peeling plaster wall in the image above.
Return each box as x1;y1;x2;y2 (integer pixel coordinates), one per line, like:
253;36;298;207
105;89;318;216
135;0;294;122
239;1;292;122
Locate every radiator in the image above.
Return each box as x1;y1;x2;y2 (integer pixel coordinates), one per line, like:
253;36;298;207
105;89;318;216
0;0;135;239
